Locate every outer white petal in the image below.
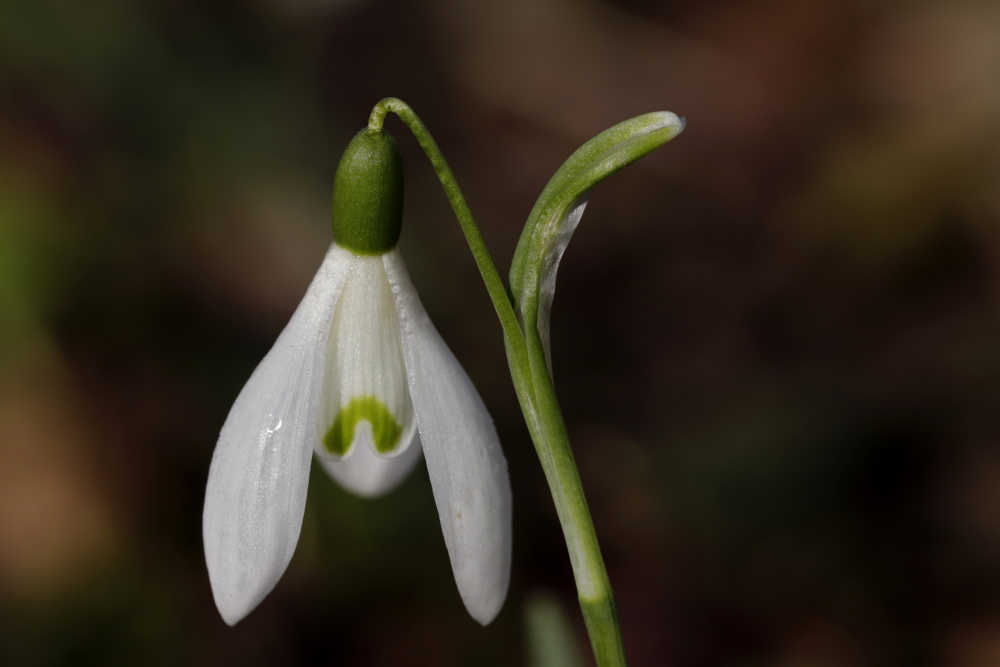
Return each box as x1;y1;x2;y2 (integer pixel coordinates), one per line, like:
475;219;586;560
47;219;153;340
203;243;351;625
383;250;512;625
316;434;423;498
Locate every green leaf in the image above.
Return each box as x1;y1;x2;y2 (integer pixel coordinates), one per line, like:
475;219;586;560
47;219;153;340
509;112;684;366
526;591;585;667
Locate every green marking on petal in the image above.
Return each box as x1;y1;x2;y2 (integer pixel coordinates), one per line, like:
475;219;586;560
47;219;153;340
323;395;404;457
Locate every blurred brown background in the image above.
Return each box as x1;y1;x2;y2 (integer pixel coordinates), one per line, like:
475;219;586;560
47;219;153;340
3;0;1000;665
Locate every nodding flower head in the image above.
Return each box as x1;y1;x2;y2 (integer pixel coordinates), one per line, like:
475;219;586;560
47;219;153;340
202;129;512;627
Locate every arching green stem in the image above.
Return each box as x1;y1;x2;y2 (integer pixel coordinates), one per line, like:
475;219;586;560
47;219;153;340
369;97;659;666
368;99;524;355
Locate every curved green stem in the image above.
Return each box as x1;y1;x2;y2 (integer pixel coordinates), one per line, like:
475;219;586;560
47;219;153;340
370;98;627;666
521;318;625;666
368;99;523;351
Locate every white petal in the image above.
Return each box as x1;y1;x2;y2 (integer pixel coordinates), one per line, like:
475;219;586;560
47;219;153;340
316;434;423;498
383;250;513;625
316;255;417;460
203;243;351;625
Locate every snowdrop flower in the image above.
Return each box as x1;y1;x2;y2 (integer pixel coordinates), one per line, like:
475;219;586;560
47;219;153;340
203;129;512;627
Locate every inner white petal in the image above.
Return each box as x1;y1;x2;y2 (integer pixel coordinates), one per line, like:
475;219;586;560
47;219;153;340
315;254;416;459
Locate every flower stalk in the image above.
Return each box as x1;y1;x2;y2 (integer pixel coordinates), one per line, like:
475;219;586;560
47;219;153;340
202;118;512;627
370;97;682;666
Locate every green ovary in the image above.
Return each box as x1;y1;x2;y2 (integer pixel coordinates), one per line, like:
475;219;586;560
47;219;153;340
323;395;404;457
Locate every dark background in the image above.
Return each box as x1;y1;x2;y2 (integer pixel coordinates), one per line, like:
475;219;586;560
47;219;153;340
3;0;1000;665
